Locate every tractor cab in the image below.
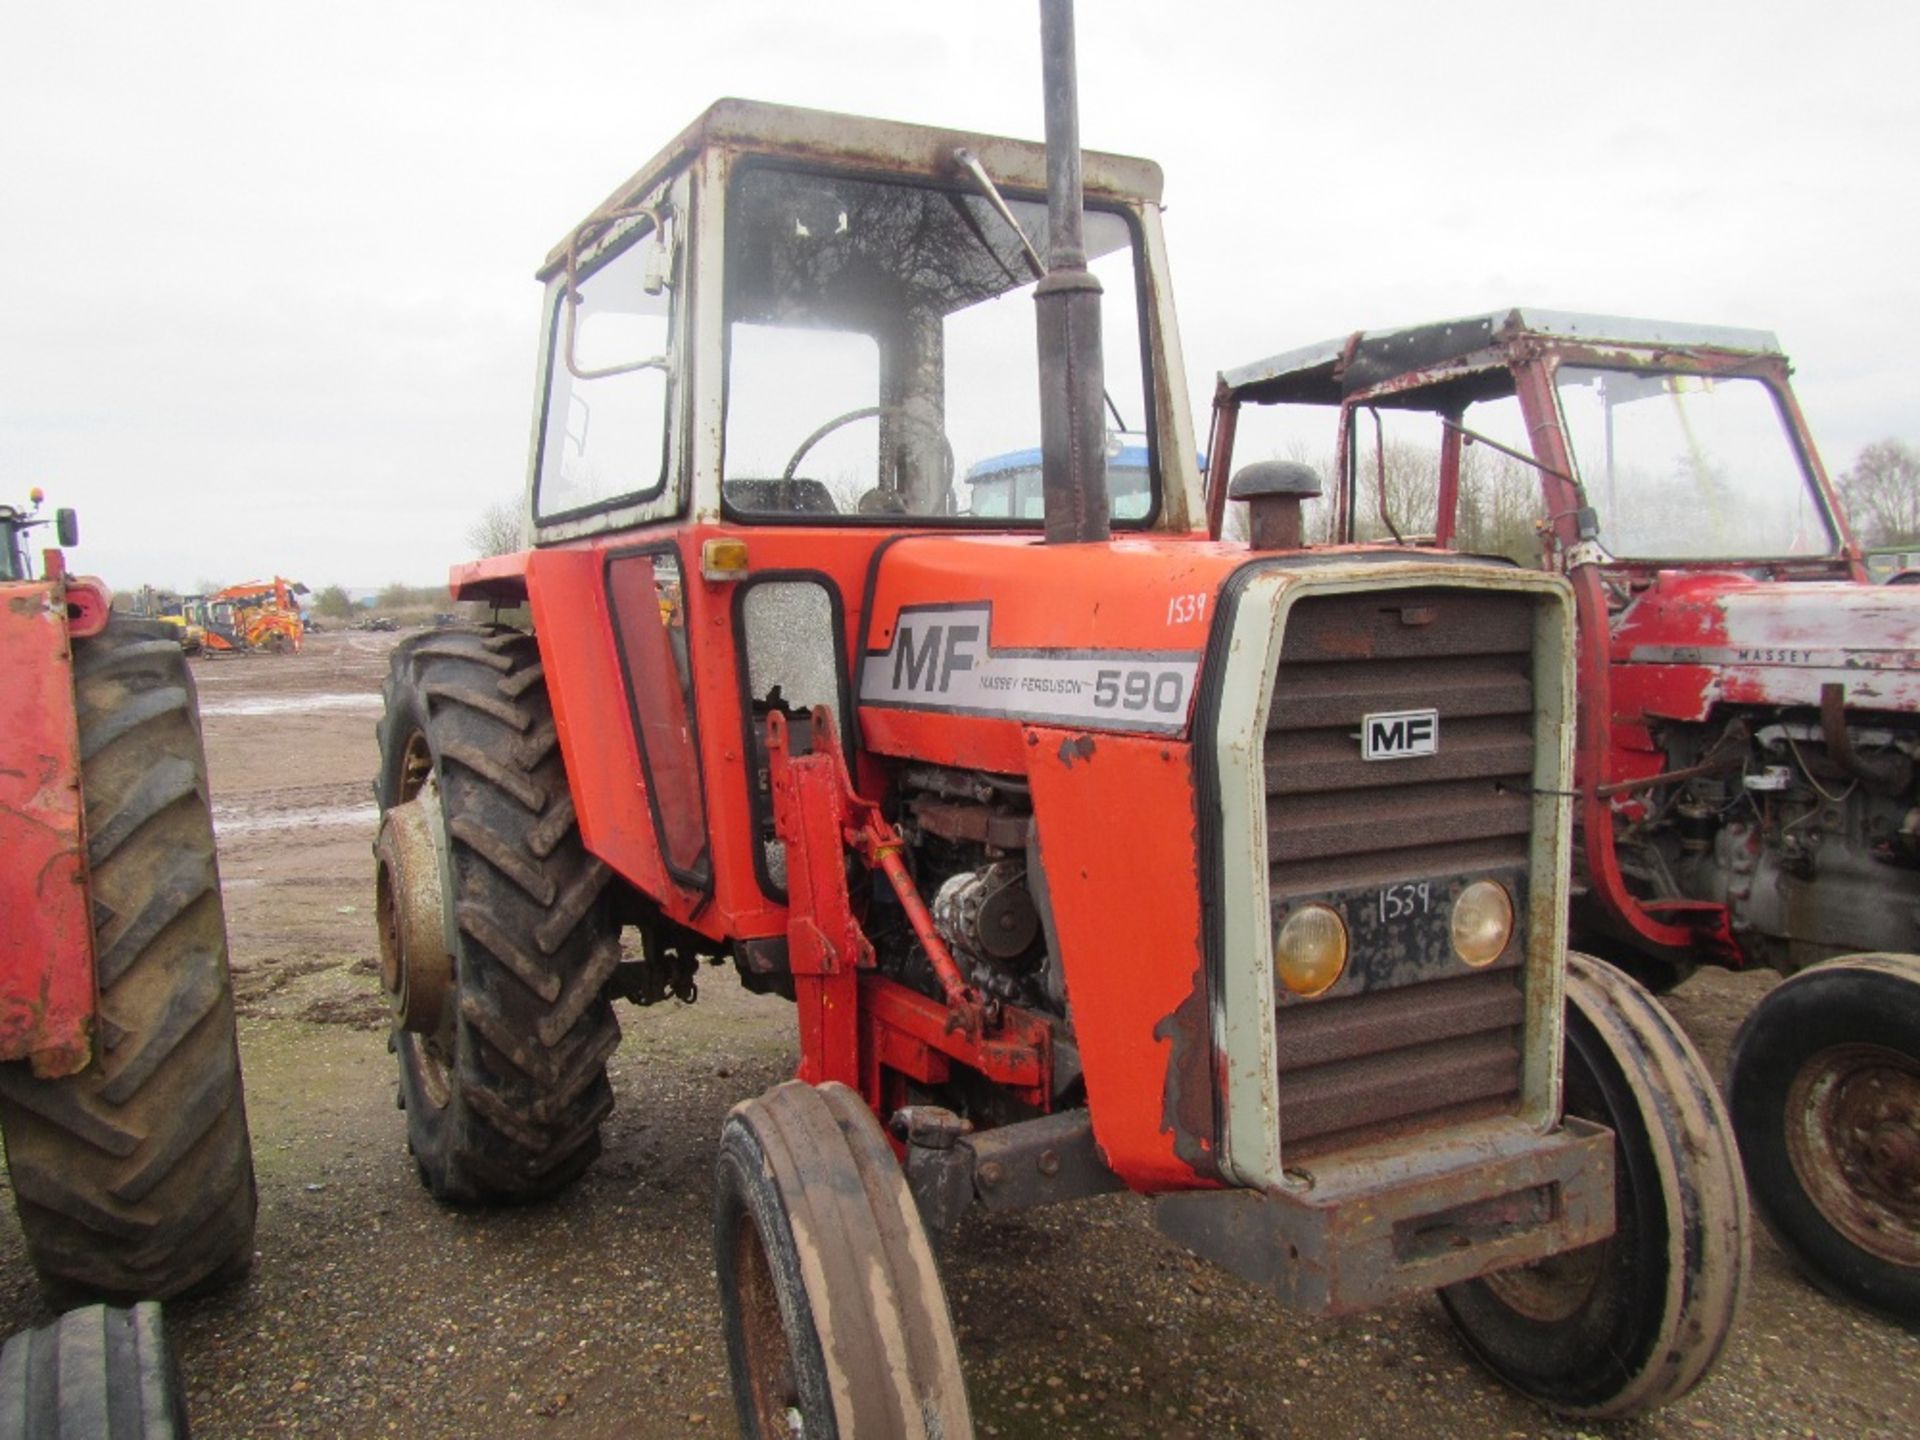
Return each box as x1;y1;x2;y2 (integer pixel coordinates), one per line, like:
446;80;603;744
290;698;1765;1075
0;489;78;582
1211;307;1859;580
0;505;25;582
517;99;1202;548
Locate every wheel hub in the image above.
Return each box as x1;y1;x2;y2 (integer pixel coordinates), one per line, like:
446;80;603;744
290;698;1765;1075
374;778;453;1035
1787;1042;1920;1266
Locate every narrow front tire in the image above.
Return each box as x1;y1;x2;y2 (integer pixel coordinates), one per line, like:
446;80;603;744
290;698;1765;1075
715;1081;972;1440
1440;953;1748;1417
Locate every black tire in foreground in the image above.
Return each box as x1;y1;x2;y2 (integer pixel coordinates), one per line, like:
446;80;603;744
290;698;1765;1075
1440;953;1749;1417
1728;952;1920;1320
715;1080;973;1440
0;621;255;1304
0;1302;188;1439
373;627;620;1203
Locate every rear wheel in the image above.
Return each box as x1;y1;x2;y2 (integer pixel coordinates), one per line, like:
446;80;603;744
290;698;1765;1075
1728;952;1920;1319
373;626;619;1203
715;1081;972;1440
0;621;255;1303
1440;953;1747;1418
0;1302;189;1440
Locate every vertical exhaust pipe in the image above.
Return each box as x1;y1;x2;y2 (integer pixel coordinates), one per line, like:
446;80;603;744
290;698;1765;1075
1036;0;1110;545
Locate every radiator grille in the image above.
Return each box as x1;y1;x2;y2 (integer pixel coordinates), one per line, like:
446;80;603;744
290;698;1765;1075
1267;587;1538;1154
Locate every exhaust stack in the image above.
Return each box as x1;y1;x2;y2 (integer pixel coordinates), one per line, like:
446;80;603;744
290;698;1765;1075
1035;0;1110;545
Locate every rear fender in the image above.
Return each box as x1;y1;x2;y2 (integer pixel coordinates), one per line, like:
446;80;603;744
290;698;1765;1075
0;577;96;1075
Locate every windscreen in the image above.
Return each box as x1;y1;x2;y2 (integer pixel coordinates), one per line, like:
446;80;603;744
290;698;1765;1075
1556;366;1834;559
722;165;1153;522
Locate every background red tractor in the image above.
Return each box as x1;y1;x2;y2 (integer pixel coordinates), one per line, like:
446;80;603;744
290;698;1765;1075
1212;308;1920;1319
370;8;1748;1433
0;490;256;1305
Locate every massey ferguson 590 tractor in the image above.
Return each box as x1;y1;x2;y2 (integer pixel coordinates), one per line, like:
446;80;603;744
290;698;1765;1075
0;493;256;1305
370;8;1746;1432
1213;308;1920;1320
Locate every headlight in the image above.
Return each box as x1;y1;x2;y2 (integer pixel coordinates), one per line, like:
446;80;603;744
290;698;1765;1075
1275;904;1348;998
1451;880;1514;967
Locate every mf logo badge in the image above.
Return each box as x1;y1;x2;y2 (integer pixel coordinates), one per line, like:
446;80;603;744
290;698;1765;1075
1362;708;1438;761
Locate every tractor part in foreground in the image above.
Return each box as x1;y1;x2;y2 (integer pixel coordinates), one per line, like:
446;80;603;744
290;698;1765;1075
0;550;106;1077
0;611;256;1303
0;1302;189;1440
1729;953;1920;1320
372;626;620;1202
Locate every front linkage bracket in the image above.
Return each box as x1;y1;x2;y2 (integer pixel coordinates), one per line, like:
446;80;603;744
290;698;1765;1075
767;707;991;1087
896;1105;1124;1237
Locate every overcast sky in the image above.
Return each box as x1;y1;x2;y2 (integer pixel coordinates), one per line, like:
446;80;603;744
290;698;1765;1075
4;2;1915;591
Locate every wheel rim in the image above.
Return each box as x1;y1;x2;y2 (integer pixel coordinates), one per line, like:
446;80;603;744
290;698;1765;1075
1479;1023;1614;1323
733;1214;807;1438
391;724;451;1110
398;729;433;802
1479;1237;1608;1322
402;1032;453;1110
1785;1042;1920;1266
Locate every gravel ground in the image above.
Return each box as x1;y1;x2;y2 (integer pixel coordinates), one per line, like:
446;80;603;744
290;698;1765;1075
1;631;1915;1438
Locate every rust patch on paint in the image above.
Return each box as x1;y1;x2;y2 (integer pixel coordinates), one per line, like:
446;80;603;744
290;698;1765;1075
1055;734;1096;768
1153;960;1219;1178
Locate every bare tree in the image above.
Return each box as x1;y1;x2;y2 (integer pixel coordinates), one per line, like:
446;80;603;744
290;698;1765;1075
468;499;524;558
1838;439;1920;546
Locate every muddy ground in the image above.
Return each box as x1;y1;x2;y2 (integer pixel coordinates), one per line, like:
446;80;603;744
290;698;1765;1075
1;628;1914;1438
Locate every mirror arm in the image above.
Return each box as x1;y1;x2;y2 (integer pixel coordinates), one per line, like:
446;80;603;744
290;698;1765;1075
561;202;674;383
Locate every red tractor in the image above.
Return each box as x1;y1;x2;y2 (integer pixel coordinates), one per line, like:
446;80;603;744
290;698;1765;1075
1212;307;1920;1319
0;490;256;1304
370;9;1747;1432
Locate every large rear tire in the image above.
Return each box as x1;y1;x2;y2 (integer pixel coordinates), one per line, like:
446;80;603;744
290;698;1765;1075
373;626;619;1203
1440;953;1748;1417
1727;952;1920;1320
715;1081;972;1440
0;1302;189;1439
0;621;255;1304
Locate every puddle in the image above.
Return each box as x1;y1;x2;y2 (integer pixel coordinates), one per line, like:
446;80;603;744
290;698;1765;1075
198;693;382;718
215;803;379;837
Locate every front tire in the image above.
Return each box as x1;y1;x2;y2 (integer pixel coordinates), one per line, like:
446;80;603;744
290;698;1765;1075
373;626;619;1203
1728;952;1920;1319
0;621;255;1304
1440;953;1748;1417
715;1081;972;1440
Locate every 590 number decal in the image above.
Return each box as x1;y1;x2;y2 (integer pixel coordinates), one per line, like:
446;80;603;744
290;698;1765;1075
1093;667;1187;714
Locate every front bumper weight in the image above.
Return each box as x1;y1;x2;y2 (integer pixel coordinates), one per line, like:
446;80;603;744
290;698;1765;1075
1152;1115;1615;1316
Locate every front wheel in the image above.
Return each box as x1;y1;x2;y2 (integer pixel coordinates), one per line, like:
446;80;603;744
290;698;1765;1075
1440;953;1748;1418
1728;953;1920;1319
715;1081;972;1440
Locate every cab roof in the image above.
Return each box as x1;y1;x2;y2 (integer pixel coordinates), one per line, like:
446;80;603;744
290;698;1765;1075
540;97;1165;279
1222;306;1786;407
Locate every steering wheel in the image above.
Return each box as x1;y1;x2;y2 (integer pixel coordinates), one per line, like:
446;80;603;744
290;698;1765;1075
781;405;956;507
